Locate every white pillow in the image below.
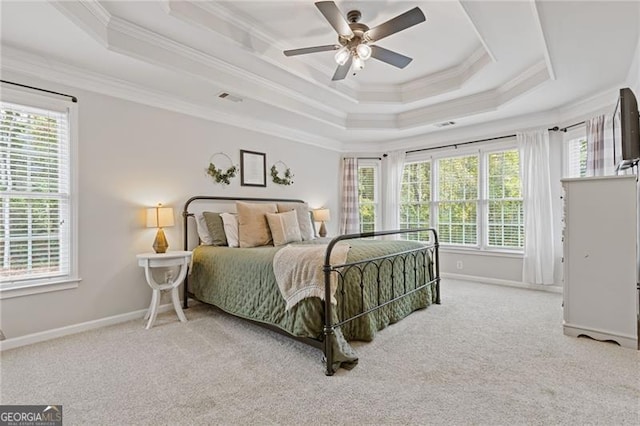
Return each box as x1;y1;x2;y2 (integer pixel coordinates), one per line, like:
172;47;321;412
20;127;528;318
220;212;239;248
277;202;315;241
266;210;302;247
196;213;214;245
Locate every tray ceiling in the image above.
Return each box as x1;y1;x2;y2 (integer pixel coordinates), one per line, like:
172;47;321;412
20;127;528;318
1;1;638;151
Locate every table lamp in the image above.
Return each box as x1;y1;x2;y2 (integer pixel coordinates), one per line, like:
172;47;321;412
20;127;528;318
146;204;175;253
313;208;330;238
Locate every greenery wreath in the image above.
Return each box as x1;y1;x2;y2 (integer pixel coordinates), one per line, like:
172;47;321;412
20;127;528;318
206;153;238;185
270;161;294;186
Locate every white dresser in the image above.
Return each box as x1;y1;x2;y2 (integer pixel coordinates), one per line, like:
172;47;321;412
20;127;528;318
561;175;638;349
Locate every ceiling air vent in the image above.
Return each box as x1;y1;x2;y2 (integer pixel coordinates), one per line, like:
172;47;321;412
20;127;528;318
217;92;243;103
435;121;456;128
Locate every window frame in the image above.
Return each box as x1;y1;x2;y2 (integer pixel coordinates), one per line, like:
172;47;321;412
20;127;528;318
400;159;432;242
483;147;524;250
357;159;381;233
402;138;523;254
0;87;80;299
434;152;480;247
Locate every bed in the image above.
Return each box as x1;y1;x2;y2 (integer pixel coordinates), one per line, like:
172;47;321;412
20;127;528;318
183;196;440;375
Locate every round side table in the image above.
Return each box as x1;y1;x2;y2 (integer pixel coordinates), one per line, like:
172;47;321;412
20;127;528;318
136;251;192;329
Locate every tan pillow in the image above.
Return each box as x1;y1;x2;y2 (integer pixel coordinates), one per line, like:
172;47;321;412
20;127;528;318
277;202;315;241
236;202;277;247
266;210;302;246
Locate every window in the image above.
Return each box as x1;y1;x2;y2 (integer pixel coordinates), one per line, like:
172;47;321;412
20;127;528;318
400;145;523;251
564;136;587;178
358;161;379;232
437;155;478;245
1;96;75;287
400;161;431;241
487;150;523;248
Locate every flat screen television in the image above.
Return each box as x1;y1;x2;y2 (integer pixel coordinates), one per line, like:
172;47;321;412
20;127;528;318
614;87;640;170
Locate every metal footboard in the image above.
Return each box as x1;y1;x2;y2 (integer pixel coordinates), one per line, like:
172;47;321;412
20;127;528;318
322;228;440;376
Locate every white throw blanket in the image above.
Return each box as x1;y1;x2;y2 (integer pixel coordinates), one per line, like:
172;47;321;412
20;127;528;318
273;243;350;310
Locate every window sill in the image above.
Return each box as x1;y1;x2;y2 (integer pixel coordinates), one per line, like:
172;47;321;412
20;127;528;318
440;246;524;259
0;277;81;300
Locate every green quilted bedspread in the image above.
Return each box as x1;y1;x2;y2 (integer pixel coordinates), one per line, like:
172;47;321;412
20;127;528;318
189;239;437;348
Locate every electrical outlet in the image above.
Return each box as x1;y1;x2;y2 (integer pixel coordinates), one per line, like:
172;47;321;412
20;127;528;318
456;261;463;270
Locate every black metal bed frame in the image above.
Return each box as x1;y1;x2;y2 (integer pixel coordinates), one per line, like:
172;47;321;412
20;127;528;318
182;196;440;375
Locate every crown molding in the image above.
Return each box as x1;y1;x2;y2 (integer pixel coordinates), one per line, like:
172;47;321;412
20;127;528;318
355;47;491;104
346;60;550;130
0;46;343;152
53;1;349;129
165;0;499;107
165;0;361;103
530;0;557;81
106;16;347;127
344;83;622;153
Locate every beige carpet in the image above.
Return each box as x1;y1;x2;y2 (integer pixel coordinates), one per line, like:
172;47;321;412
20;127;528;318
1;279;638;425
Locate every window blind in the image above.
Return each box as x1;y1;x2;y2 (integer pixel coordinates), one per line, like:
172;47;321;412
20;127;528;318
1;101;71;283
487;150;523;248
358;164;377;233
400;161;431;241
437;155;478;245
565;137;587;178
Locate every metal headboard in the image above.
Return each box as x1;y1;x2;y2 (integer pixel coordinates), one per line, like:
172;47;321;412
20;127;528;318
181;196;306;308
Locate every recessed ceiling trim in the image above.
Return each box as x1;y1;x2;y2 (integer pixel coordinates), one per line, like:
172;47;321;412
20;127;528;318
355;47;490;104
165;0;361;104
54;2;350;127
347;61;551;130
105;16;347;126
530;0;557;81
0;46;344;152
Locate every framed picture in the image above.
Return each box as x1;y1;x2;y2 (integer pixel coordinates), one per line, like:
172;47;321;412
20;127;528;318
240;150;267;187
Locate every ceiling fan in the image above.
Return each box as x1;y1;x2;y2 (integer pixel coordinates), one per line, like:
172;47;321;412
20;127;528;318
283;1;426;81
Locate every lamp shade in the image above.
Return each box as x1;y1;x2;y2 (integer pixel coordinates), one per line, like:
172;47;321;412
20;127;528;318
313;208;330;222
146;206;175;228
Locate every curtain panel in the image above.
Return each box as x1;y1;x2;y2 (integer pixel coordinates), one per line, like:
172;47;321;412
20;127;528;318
518;130;555;285
339;157;360;234
381;150;406;231
586;114;618;176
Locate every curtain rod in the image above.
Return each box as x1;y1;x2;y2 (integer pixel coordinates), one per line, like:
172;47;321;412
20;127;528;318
405;121;585;155
0;80;78;103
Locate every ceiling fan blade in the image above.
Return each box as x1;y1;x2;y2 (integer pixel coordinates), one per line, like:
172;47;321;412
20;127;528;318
284;45;339;56
364;7;426;42
332;55;353;81
315;1;354;38
370;45;413;69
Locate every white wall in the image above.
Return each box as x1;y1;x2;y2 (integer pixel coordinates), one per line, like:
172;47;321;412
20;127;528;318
0;71;341;339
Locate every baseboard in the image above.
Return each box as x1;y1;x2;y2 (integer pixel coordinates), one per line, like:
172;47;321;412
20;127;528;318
0;303;174;351
441;272;563;294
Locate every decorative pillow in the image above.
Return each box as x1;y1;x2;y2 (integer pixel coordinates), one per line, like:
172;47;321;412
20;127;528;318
236;202;277;248
220;213;239;248
202;212;228;246
277;202;315;241
195;213;214;245
266;210;302;246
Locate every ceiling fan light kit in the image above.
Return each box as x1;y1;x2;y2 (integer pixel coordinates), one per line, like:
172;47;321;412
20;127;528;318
283;1;426;81
334;46;350;66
